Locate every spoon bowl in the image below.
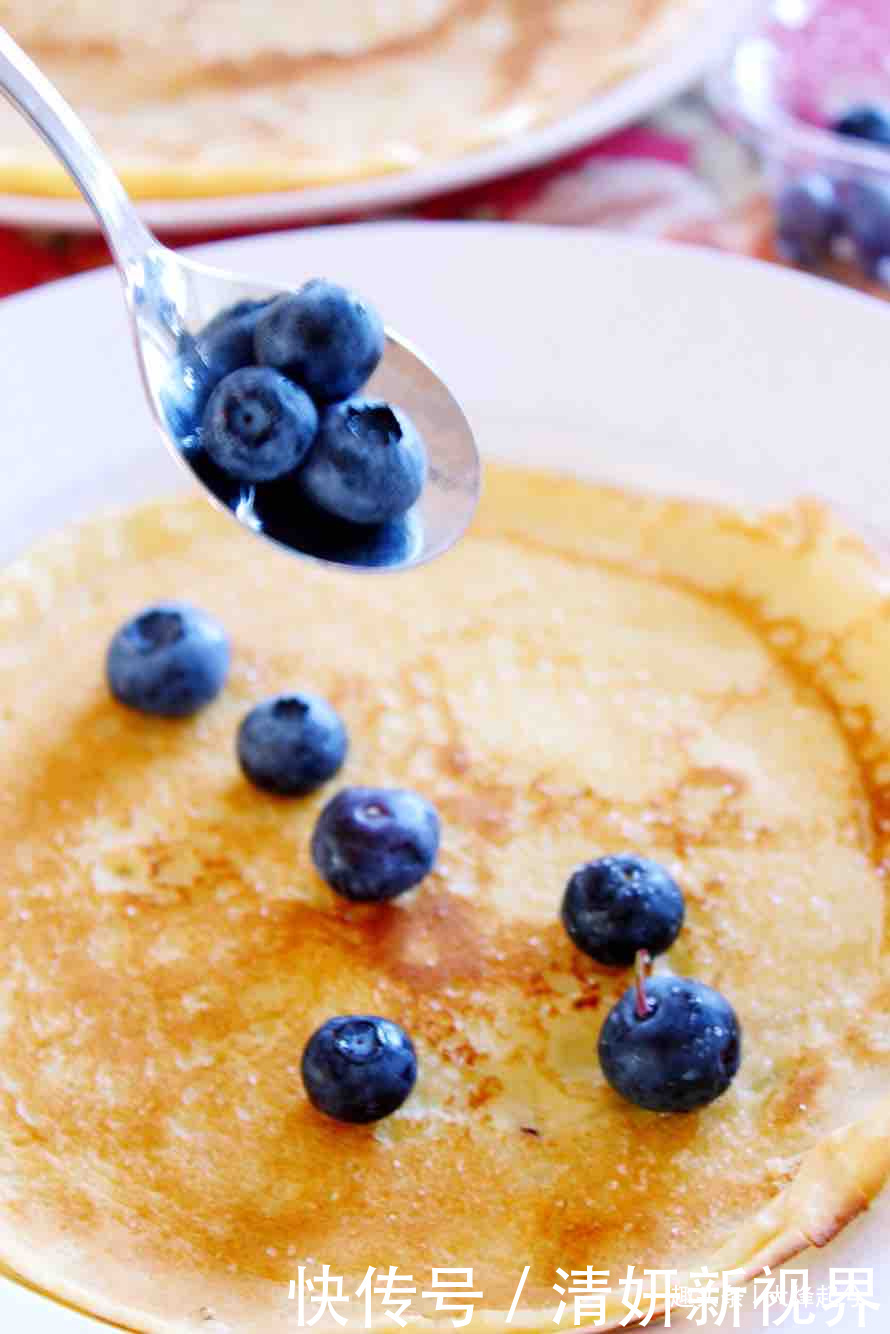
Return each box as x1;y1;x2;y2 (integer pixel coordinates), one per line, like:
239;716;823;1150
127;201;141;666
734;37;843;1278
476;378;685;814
0;29;480;571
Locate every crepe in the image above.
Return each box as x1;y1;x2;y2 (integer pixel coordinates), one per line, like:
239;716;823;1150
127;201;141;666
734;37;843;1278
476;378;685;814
0;463;889;1333
0;0;705;197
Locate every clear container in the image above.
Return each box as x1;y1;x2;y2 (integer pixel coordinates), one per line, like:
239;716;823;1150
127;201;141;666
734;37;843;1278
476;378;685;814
709;0;890;269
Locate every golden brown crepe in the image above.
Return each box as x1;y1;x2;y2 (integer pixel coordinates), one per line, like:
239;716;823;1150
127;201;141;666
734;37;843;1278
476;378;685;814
0;463;889;1333
0;0;706;198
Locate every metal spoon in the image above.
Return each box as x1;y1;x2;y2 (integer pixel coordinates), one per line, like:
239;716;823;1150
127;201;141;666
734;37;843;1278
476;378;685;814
0;28;480;570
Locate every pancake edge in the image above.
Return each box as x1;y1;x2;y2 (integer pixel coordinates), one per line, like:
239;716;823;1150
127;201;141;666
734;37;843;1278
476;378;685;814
1;1097;890;1333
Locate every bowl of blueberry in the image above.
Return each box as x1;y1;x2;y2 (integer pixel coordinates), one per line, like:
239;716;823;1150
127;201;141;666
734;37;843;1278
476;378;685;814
710;0;890;280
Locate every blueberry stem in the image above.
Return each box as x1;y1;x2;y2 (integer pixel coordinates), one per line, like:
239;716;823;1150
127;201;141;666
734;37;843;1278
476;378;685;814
634;949;653;1019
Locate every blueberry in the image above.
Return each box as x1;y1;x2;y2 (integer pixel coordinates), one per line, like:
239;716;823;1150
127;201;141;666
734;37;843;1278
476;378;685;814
257;481;422;568
561;855;684;968
295;511;419;569
254;279;384;403
179;431;247;512
311;786;440;901
106;602;230;718
237;693;348;796
839;178;890;276
598;975;741;1113
162;301;274;440
832;104;890;147
301;1015;417;1124
775;172;840;266
194;298;273;381
202;366;318;483
299;399;426;525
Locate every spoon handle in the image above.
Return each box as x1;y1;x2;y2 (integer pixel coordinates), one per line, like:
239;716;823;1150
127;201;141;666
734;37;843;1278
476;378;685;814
0;27;153;272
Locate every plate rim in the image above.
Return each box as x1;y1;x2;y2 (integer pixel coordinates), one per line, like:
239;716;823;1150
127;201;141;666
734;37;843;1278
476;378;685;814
7;217;890;327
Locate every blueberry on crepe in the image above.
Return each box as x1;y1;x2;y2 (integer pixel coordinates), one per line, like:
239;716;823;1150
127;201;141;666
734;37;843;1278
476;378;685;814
561;854;685;968
106;602;229;718
302;1016;417;1124
599;951;741;1113
237;692;347;796
311;786;440;902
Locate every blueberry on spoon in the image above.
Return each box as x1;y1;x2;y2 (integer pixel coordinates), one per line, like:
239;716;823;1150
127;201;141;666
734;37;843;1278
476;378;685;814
302;1016;417;1123
193;298;273;381
598;952;741;1113
163;300;276;438
256;484;422;568
202;366;318;483
561;854;685;967
237;692;347;796
299;398;427;525
311;786;440;901
255;279;384;403
106;602;230;718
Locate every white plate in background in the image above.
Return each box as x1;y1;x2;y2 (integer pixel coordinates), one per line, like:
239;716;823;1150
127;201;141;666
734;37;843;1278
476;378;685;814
0;0;752;234
1;223;889;1331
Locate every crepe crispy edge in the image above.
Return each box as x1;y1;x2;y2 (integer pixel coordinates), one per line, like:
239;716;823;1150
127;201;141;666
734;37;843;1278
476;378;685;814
1;1098;889;1332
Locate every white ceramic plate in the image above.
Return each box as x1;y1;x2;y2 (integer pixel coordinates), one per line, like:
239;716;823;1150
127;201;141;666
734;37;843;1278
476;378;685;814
2;223;890;1331
0;0;751;234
